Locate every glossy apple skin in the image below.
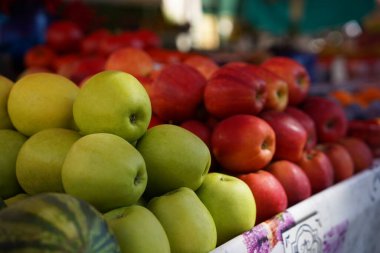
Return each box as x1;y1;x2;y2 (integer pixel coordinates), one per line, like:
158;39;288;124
150;63;207;122
24;45;56;69
204;64;267;119
337;137;374;173
316;142;354;183
211;114;275;173
285;106;317;150
196;172;256;246
239;170;288;224
301;96;348;143
261;57;310;106
267;160;312;206
260;110;307;162
297;148;334;194
147;187;217;253
245;65;289;112
180;119;211;148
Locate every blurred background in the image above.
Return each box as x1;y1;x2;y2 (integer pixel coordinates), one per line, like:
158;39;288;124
1;0;379;85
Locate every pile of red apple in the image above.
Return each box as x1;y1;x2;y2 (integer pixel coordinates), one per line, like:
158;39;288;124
23;19;375;226
141;54;375;225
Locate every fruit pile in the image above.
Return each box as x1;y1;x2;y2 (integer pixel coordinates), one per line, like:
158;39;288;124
0;20;376;253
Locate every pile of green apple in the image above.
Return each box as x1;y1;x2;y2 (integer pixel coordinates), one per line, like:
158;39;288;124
0;70;256;253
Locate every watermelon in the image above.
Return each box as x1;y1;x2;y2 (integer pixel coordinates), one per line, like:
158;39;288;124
0;192;121;253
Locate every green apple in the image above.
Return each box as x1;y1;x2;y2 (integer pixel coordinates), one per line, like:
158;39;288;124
16;128;81;194
196;172;257;246
4;193;29;206
136;124;211;198
148;187;217;253
0;75;14;129
7;73;79;136
104;205;170;253
73;70;151;143
0;129;27;198
62;133;147;213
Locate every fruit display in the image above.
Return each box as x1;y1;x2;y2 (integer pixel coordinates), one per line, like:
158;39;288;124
0;19;377;253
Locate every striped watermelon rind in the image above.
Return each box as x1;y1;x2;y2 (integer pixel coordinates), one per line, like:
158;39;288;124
0;192;121;253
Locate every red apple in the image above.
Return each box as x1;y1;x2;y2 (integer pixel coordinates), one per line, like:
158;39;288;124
134;29;161;49
301;96;348;143
72;56;106;84
149;63;207;122
45;21;83;53
183;55;219;80
337;137;374;173
245;65;289;111
239;170;288;224
180;119;212;147
52;54;81;72
285;106;317;150
204;64;267;119
316;142;354;183
267;160;312;206
80;29;111;55
105;47;154;77
211;114;275;173
260;110;307;162
24;45;56;69
261;57;310;106
297;148;334;194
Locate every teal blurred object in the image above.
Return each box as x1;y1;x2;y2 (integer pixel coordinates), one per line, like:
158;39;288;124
239;0;375;35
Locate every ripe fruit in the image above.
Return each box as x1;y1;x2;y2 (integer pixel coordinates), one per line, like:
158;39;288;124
136;124;211;198
317;142;354;182
148;187;217;253
183;55;219;79
337;137;374;173
196;173;256;246
211;114;275;173
297;148;334;194
16;128;81;194
245;65;289;111
73;70;151;143
260;110;307;162
239;170;288;224
150;63;206;122
105;47;154;77
62;133;147;213
104;205;170;253
46;21;83;53
0;192;120;253
267;160;312;206
204;64;267;119
7;73;79;136
0;129;27;199
301;96;348;143
0;75;14;129
262;57;310;106
24;45;56;69
285;106;317;150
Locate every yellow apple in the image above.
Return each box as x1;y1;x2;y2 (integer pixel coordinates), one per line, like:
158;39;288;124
0;75;14;129
16;128;82;194
7;73;79;136
0;129;27;198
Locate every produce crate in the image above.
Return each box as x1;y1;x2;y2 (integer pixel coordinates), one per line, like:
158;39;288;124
211;159;380;253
